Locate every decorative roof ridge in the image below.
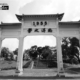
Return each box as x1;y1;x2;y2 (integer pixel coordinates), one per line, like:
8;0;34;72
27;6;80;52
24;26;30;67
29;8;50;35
16;13;64;15
16;13;64;21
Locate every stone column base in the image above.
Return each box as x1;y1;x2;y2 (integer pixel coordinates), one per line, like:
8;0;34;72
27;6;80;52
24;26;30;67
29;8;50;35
57;68;65;77
57;73;65;77
15;68;23;73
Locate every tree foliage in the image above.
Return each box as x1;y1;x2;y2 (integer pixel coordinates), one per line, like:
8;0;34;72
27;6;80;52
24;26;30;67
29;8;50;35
1;47;9;57
28;45;53;60
29;45;38;60
62;37;79;64
23;49;30;60
1;47;13;60
13;48;18;55
41;46;52;59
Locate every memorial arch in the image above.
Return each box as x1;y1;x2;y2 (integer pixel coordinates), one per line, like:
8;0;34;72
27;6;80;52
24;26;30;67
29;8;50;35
0;13;80;76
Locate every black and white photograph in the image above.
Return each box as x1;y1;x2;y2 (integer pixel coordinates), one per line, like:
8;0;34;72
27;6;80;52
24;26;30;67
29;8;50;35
0;0;80;80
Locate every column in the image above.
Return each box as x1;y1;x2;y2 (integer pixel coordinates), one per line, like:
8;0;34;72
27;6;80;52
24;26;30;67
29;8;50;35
79;36;80;59
16;37;24;73
56;36;64;76
0;38;2;57
0;28;2;57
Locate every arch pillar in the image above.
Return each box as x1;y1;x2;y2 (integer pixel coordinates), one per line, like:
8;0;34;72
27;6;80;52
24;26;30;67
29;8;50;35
56;36;64;76
0;28;2;57
0;38;2;57
78;29;80;62
16;37;24;73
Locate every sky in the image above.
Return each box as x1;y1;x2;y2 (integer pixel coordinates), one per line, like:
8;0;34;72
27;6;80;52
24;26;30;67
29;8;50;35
0;0;80;51
2;36;56;51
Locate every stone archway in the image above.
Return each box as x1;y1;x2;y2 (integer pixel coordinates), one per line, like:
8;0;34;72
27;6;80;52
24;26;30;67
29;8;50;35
15;13;64;76
1;13;80;77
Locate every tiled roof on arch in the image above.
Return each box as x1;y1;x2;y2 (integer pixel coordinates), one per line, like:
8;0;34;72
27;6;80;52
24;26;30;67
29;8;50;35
16;13;64;21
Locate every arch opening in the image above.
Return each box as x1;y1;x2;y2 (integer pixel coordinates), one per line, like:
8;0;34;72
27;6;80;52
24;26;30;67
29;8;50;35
23;35;57;70
0;38;19;70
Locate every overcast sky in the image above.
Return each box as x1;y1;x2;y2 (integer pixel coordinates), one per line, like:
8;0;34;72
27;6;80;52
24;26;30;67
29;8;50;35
0;0;80;51
1;0;80;22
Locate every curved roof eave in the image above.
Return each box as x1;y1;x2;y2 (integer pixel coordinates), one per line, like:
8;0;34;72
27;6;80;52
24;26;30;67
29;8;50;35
16;13;64;21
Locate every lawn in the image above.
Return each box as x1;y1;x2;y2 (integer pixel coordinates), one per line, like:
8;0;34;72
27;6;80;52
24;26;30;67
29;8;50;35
33;59;57;69
0;59;57;70
0;60;32;70
0;59;80;75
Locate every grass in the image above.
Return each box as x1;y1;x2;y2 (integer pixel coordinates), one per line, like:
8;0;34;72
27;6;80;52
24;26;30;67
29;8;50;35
0;59;80;75
0;59;58;70
23;60;32;68
34;60;48;69
0;60;32;70
33;59;57;69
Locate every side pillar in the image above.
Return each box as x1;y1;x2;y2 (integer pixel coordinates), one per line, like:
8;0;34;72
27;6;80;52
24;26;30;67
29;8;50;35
79;36;80;60
0;38;2;57
0;28;2;57
56;36;64;76
16;37;24;73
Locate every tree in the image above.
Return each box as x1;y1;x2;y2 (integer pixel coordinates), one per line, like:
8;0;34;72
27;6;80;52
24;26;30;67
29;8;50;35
41;46;52;59
1;47;9;58
37;47;43;59
13;48;18;61
1;47;13;60
31;45;37;51
62;37;70;59
69;37;79;64
23;49;30;60
41;46;56;67
29;45;38;60
62;37;79;64
6;52;14;60
13;48;18;55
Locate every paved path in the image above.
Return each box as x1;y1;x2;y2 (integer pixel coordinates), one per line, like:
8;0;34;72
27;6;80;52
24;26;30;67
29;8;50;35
0;69;80;80
0;79;80;80
0;61;80;79
0;77;80;80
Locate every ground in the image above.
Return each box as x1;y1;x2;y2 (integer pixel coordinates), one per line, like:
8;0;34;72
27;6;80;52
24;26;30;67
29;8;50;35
0;59;80;79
